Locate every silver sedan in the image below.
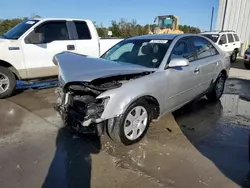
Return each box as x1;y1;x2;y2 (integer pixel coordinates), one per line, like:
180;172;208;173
54;34;230;145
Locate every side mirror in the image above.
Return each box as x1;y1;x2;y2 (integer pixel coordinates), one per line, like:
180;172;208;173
168;58;189;68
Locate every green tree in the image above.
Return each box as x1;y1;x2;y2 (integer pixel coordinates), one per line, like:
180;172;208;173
0;18;27;35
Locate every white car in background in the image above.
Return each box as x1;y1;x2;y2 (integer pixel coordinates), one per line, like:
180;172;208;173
201;30;241;62
0;18;123;98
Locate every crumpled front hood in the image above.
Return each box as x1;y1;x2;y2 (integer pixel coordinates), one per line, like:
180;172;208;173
54;52;156;84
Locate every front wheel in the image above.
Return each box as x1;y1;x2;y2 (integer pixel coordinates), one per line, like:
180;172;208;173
206;73;226;101
107;99;151;145
0;66;16;99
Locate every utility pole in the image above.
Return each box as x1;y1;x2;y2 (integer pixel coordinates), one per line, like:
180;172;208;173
221;0;228;31
210;7;214;31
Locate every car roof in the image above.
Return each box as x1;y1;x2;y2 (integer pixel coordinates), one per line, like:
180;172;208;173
201;32;220;35
127;34;194;40
201;31;236;35
32;18;89;22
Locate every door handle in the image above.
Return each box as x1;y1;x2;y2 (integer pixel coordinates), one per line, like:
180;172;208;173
67;45;75;50
194;68;200;73
233;43;235;45
225;45;228;47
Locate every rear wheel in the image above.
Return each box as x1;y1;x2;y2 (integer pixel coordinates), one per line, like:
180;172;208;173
206;72;226;101
0;66;16;99
107;99;151;145
231;50;237;63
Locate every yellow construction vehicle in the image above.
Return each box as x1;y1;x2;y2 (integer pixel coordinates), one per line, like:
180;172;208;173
149;15;184;34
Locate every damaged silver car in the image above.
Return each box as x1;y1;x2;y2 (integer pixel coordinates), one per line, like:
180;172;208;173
54;34;230;145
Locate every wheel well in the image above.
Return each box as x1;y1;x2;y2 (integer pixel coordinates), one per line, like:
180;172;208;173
141;95;160;120
220;69;227;78
0;60;20;80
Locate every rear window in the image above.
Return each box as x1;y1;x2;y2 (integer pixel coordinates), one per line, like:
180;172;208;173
74;21;91;40
227;34;234;43
233;34;240;41
202;34;219;43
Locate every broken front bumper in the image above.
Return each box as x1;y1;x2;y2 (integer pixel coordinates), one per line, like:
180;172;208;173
54;87;106;128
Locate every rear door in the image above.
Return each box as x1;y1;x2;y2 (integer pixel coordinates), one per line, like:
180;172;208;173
22;20;76;78
190;36;220;93
72;20;100;57
227;33;235;54
233;33;241;49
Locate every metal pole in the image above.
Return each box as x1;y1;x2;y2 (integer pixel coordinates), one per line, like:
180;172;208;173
221;0;228;31
210;7;214;31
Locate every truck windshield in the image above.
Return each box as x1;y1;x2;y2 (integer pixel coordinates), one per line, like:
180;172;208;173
2;20;39;40
159;18;173;29
102;39;172;68
201;34;219;43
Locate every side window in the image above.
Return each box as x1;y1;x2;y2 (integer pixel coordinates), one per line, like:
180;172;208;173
25;21;69;44
233;34;240;42
219;34;227;44
227;34;234;43
192;37;218;59
170;38;196;62
105;43;134;61
74;21;92;40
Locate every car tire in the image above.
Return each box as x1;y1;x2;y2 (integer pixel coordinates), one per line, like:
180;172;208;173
244;62;250;70
107;99;151;145
0;66;16;99
206;72;226;101
231;50;237;63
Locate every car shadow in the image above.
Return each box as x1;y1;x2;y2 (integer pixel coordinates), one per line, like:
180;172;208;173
42;127;101;188
173;93;250;187
231;58;247;70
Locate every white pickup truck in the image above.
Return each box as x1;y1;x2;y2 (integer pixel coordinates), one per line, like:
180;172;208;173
0;18;123;98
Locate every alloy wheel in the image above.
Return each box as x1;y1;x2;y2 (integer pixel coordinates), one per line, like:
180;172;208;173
0;73;10;94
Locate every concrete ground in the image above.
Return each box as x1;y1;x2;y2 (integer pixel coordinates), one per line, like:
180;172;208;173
0;59;250;188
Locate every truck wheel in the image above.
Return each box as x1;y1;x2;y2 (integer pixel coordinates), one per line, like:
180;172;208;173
107;99;151;145
244;62;250;70
206;72;226;101
0;66;16;99
231;50;237;63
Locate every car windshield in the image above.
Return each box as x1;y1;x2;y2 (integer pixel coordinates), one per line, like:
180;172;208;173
102;39;172;68
202;34;219;43
3;20;39;40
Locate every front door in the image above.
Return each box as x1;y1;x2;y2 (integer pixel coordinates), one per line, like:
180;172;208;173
21;21;76;78
164;37;201;112
218;34;230;54
190;36;221;93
